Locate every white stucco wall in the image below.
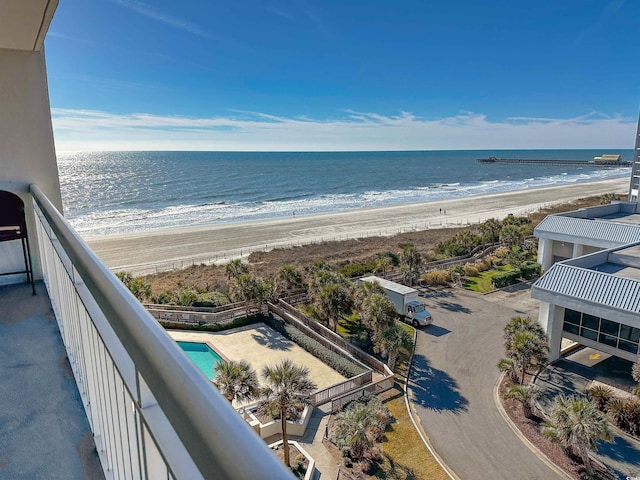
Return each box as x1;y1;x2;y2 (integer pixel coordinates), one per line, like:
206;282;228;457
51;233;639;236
0;48;60;284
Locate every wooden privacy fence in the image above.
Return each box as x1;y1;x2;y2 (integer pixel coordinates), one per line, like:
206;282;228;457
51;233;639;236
144;301;246;314
146;305;254;325
273;300;393;377
331;375;396;412
268;302;371;372
312;370;372;405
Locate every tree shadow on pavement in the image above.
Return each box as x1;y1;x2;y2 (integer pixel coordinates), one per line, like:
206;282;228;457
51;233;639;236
408;353;468;413
435;301;472;314
251;329;292;351
595;434;640;480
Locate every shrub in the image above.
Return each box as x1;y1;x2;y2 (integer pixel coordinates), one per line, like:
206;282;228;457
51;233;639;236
263;316;366;378
153;292;174;304
337;260;378;278
463;264;479;277
494;247;510;259
176;289;197;306
473;258;492;272
607;398;640;436
193;291;231;307
587;385;613;411
520;261;541;280
492;270;522;288
421;270;450;286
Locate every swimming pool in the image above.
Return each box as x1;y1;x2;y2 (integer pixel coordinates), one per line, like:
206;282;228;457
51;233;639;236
177;341;224;381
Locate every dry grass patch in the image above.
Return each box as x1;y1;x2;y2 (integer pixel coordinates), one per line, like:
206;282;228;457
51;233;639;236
376;382;450;480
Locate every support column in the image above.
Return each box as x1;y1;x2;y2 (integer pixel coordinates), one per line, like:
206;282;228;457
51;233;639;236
538;238;554;272
572;243;584;258
538;302;564;362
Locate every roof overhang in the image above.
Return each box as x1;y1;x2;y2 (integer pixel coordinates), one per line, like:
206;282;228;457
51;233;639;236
532;243;640;326
0;0;59;52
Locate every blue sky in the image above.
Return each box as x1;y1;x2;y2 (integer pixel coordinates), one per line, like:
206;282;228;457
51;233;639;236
47;0;639;151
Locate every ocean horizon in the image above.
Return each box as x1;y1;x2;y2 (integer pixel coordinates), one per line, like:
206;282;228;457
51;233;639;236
58;149;633;236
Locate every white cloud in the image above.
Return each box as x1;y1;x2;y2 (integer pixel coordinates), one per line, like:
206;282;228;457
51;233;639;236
51;108;636;152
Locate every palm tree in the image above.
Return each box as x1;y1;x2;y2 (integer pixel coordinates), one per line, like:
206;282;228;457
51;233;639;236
373;257;391;278
497;358;518;383
380;323;413;371
400;245;422;286
275;264;304;302
213;360;259;404
503;316;549;382
510;330;549;384
129;278;152;302
543;395;612;477
225;259;248;281
480;218;502;243
331;396;390;463
233;273;259;316
313;282;351;331
259;360;317;467
359;292;396;351
505;384;537;419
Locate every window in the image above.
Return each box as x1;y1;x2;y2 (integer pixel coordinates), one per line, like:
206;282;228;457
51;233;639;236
563;322;580;335
620;324;640;343
562;309;639;355
598;332;618;348
582;314;600;331
564;309;581;325
600;319;620;337
618;340;639;355
580;327;598;341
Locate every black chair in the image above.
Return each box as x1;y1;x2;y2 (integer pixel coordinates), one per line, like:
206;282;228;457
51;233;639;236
0;191;35;295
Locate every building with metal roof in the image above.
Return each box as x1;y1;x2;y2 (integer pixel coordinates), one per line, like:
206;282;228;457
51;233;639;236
532;243;640;361
535;201;640;271
532;117;640;362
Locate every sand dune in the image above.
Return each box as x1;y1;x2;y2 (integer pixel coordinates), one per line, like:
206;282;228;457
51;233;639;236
85;177;629;275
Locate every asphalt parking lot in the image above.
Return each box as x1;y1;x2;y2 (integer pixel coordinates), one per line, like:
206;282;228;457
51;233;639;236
409;285;560;480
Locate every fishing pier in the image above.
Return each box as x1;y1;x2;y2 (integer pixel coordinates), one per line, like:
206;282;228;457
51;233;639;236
477;154;630;168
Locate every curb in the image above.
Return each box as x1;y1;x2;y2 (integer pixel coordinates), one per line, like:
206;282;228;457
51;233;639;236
403;328;459;480
493;373;572;480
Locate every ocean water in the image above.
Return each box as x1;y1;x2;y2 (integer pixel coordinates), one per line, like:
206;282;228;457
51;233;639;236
57;150;633;236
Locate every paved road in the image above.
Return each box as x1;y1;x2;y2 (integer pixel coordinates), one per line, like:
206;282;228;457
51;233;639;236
409;286;559;480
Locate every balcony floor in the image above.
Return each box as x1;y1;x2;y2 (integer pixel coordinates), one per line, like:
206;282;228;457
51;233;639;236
0;282;104;480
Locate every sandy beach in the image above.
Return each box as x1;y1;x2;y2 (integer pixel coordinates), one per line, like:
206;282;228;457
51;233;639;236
85;177;628;275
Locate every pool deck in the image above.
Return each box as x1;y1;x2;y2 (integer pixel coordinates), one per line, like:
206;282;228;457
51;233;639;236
168;323;346;397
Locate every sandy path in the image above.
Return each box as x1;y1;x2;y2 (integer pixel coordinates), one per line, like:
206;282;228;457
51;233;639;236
85;178;628;274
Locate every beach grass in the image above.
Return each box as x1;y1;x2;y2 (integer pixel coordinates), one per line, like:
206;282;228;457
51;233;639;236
463;265;515;293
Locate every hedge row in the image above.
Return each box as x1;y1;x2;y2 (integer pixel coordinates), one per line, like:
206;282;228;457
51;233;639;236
491;270;522;288
264;316;366;378
520;261;541;280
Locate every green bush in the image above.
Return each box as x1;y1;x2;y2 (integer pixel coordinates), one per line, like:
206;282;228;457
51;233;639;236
337;260;378;278
520;261;541;280
491;270;522;288
193;291;231;307
263;316;366;378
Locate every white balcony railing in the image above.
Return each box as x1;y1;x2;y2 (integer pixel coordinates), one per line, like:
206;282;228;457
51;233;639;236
30;184;294;480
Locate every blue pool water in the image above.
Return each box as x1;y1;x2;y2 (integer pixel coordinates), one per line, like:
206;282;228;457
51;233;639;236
177;341;224;381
